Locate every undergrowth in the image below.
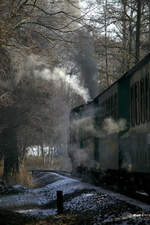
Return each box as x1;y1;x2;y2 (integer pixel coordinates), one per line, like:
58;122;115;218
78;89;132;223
0;161;32;187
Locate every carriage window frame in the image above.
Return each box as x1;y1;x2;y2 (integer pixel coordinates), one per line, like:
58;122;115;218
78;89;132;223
104;101;107;117
135;81;140;125
130;74;149;127
148;72;150;121
108;97;111;116
102;101;105;118
130;84;135;126
103;92;117;120
145;73;149;121
114;93;118;120
140;78;145;123
106;99;108;116
110;95;113;116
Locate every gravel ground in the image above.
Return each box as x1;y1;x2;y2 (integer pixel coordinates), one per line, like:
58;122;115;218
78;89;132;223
0;171;150;225
64;191;150;224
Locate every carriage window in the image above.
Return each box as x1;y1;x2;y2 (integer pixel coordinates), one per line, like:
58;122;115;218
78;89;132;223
108;98;111;116
110;96;113;116
102;102;105;118
104;101;107;117
105;99;108;116
107;98;110;116
131;75;149;127
110;93;117;119
140;78;145;123
114;93;118;120
130;85;135;126
103;92;117;120
145;74;149;121
135;82;140;125
134;83;137;124
148;72;150;122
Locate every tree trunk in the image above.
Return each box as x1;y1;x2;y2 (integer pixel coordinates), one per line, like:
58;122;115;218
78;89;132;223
104;0;109;87
135;0;141;63
41;144;45;167
128;1;134;69
121;0;127;73
1;127;19;181
148;1;150;44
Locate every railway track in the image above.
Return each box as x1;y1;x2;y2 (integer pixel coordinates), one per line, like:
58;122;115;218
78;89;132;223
29;169;71;177
30;169;150;205
99;183;150;205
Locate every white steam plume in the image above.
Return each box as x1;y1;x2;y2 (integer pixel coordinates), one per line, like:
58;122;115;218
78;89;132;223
15;54;91;102
71;117;97;137
34;67;91;103
103;118;127;135
71;117;127;140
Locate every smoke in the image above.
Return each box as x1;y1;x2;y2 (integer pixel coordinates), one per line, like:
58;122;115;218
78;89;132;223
103;118;127;135
71;117;97;138
70;116;127;170
11;51;94;170
71;117;127;139
72;146;91;166
74;30;99;99
12;53;91;103
23;54;91;170
70;144;97;169
71;116;127;139
34;66;91;103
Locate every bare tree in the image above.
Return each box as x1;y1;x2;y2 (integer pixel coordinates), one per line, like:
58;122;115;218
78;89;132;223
135;0;142;62
81;0;150;91
0;0;85;180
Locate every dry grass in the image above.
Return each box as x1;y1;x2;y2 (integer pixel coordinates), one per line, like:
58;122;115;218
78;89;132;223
10;165;32;187
0;161;32;187
25;156;47;170
25;155;72;172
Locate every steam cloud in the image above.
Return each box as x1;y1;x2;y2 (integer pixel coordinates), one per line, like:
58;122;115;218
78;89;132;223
34;67;91;103
15;54;91;103
71;116;127;138
103;118;127;135
70;117;127;171
71;117;97;137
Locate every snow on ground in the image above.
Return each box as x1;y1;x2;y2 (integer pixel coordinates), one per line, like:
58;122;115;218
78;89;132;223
0;172;94;209
18;209;57;218
0;171;150;224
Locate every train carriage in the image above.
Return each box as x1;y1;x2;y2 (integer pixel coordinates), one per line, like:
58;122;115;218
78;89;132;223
119;54;150;173
69;53;150;192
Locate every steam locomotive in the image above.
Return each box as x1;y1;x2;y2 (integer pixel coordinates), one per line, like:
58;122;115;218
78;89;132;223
69;53;150;193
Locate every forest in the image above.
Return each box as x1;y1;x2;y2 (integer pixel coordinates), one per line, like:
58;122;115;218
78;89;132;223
0;0;149;183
